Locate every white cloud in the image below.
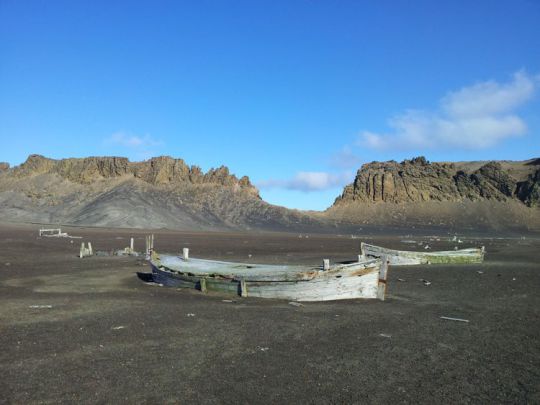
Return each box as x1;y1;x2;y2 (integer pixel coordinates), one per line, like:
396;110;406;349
328;146;362;169
105;131;162;149
258;170;353;192
359;71;539;150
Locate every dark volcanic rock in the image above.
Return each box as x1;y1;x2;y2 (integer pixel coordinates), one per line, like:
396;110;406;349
0;154;313;231
517;169;540;207
334;157;534;206
13;155;259;193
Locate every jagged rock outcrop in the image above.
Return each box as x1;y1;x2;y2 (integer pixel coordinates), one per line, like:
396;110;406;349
517;169;540;207
334;157;537;206
1;154;539;232
11;155;259;194
0;154;314;231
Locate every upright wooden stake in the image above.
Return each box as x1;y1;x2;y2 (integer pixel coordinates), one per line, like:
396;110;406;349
130;237;134;252
200;278;207;293
323;259;330;271
240;279;248;297
377;255;388;301
183;248;189;261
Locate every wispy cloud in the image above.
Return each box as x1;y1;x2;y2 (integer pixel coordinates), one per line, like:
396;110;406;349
328;146;362;169
258;170;353;192
105;131;162;148
359;70;539;150
103;131;163;159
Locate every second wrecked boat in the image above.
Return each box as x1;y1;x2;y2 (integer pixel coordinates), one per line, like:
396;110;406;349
149;249;389;302
360;242;485;265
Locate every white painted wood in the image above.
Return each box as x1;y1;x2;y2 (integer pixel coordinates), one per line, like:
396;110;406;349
323;259;330;271
361;242;485;265
130;238;134;251
200;277;207;293
79;242;93;258
183;248;189;261
440;316;469;323
157;255;379;282
240;279;248;297
377;255;388;301
151;253;384;301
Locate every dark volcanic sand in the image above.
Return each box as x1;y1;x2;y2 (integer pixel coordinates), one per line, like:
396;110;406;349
0;223;539;404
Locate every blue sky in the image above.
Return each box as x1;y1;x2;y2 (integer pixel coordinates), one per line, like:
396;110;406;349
1;0;539;210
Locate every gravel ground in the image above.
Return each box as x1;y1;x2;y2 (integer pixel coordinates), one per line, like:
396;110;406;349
0;223;539;404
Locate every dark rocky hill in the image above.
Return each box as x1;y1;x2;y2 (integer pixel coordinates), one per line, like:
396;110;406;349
0;155;318;231
329;157;540;231
1;154;539;232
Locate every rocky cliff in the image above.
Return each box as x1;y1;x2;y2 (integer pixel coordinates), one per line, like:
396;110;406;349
329;157;540;231
0;155;315;231
13;154;259;193
333;156;540;207
1;154;539;232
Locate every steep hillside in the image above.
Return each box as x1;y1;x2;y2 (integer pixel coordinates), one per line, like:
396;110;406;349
329;157;540;231
0;155;318;231
1;154;539;232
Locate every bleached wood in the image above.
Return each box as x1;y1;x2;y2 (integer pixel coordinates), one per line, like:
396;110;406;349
200;277;207;293
150;253;384;301
183;248;189;261
377;255;388;301
361;242;485;265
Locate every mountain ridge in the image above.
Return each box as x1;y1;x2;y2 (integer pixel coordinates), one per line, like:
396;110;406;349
332;156;540;207
1;154;539;232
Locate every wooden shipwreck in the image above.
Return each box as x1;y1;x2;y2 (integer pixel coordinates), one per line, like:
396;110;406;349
149;249;389;302
360;242;485;266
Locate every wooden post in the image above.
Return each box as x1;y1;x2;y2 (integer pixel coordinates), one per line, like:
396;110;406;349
360;242;366;260
323;259;330;271
80;242;84;258
88;243;93;256
183;248;189;261
377;255;388;301
200;278;207;293
358;254;363;262
130;237;134;252
240;279;248;297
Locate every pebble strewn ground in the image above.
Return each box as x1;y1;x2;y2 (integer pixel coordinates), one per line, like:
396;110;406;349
1;223;539;404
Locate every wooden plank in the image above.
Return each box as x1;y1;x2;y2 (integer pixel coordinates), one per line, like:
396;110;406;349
240;279;248;297
362;242;485;265
377;255;388;301
199;277;207;293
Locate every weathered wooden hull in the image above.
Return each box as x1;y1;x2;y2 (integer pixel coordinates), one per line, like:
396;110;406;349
360;242;485;265
150;255;388;302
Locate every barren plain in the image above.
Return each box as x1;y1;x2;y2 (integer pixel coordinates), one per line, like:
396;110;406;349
1;222;539;404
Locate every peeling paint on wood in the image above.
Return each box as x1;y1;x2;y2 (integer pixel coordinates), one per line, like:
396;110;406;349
361;242;485;266
148;253;387;302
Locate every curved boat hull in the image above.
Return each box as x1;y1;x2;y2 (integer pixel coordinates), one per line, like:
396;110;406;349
150;255;388;302
361;242;485;265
